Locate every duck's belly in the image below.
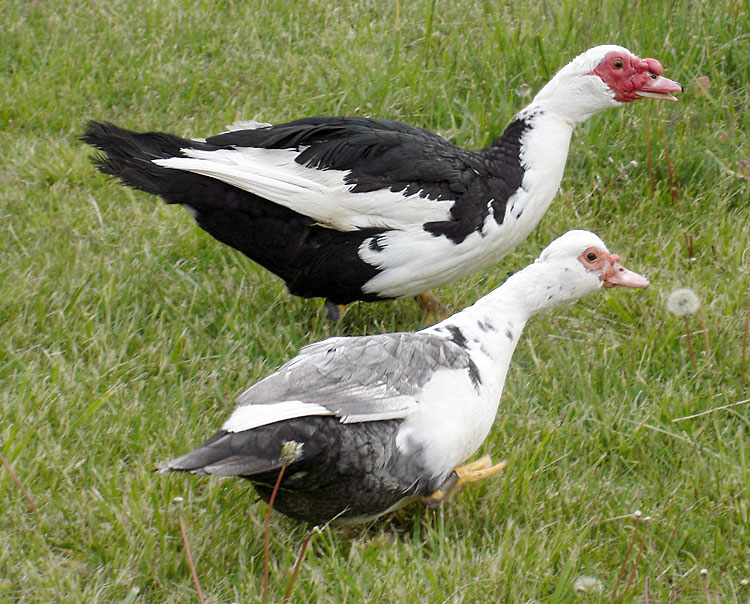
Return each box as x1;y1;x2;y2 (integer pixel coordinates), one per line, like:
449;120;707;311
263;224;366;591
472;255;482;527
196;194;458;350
252;475;417;525
247;417;439;524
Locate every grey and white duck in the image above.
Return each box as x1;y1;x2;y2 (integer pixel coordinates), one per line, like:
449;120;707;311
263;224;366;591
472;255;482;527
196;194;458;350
83;45;678;320
159;230;650;524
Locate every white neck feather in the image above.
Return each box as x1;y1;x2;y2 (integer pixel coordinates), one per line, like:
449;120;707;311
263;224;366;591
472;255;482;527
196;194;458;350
425;259;593;367
523;66;621;126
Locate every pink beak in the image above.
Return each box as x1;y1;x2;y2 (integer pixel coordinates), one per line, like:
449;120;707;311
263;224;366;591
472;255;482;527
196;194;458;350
636;74;683;101
603;263;650;288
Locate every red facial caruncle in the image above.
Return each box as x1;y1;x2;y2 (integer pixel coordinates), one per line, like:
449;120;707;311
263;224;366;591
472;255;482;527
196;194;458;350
590;51;682;103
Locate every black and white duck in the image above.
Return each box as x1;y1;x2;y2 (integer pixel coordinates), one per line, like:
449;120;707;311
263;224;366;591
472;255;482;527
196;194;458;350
83;45;678;320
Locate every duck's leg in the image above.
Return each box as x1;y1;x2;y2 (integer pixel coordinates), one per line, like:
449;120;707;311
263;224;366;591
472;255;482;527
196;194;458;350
416;291;446;315
324;299;346;322
419;455;508;509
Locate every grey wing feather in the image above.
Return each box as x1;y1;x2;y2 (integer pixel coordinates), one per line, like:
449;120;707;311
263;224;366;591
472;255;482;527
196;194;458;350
235;332;471;421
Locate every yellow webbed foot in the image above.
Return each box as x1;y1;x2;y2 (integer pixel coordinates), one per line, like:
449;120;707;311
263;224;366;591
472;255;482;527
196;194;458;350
420;455;508;509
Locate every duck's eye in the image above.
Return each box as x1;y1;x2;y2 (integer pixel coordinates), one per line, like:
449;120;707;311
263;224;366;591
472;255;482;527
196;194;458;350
613;59;624;69
586;252;598;262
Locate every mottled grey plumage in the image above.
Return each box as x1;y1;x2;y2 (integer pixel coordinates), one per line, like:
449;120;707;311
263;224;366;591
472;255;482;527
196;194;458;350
238;332;478;421
160;230;650;524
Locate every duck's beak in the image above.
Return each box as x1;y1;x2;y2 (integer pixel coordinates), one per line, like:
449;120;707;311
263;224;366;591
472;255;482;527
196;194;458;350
635;74;682;102
602;263;650;288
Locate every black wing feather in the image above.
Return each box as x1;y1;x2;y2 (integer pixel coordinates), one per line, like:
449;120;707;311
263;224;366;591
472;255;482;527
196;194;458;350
207;116;531;243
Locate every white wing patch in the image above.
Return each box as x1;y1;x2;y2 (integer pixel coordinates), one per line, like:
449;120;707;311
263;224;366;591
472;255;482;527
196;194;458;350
222;400;332;433
340;409;411;424
153;147;455;231
222;120;271;132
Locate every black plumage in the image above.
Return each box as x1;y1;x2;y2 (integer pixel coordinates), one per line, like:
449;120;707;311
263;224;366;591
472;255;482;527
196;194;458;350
81;115;531;306
166;416;436;524
82;121;383;304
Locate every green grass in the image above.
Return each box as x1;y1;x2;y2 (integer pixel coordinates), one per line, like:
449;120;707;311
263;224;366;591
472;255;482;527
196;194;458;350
2;0;749;601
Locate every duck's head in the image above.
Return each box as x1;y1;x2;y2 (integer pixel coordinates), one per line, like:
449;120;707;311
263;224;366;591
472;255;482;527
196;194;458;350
535;229;650;303
532;45;682;123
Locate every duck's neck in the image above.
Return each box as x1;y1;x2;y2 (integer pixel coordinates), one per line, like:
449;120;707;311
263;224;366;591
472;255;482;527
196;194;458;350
423;261;575;380
485;70;617;180
483;101;576;243
523;66;619;125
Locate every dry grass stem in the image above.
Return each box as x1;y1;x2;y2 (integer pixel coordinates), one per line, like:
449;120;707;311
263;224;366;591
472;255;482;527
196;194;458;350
283;528;318;603
0;452;38;514
683;233;694;258
672;397;750;422
178;512;206;604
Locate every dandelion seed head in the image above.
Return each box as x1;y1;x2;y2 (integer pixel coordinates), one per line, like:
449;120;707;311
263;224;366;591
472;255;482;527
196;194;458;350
280;440;304;465
516;83;531;97
172;496;184;504
573;575;603;594
666;288;700;317
700;568;708;576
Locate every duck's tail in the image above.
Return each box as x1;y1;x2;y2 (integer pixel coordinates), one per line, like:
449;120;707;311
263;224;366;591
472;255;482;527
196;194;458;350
81;121;216;198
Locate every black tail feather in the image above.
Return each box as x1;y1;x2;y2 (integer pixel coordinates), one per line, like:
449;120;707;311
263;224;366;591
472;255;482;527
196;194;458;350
81;121;383;303
81;121;215;196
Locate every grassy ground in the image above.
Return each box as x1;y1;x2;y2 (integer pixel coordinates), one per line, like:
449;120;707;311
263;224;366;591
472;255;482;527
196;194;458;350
2;0;749;602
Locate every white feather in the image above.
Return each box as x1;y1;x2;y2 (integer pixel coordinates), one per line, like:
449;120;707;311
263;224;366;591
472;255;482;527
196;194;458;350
223;120;271;131
154;147;455;231
222;400;332;433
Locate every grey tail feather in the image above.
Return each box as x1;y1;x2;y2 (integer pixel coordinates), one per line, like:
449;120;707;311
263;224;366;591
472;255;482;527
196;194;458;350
156;430;285;477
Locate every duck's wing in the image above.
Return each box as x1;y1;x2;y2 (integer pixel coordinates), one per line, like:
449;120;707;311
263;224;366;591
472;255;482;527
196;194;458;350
221;332;477;433
153;117;491;232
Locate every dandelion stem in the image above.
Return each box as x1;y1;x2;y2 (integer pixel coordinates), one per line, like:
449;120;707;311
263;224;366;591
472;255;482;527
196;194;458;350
617;531;646;604
0;452;38;514
178;512;205;604
612;513;641;599
701;570;712;604
263;464;287;604
643;577;651;604
684;316;698;373
596;171;625;202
